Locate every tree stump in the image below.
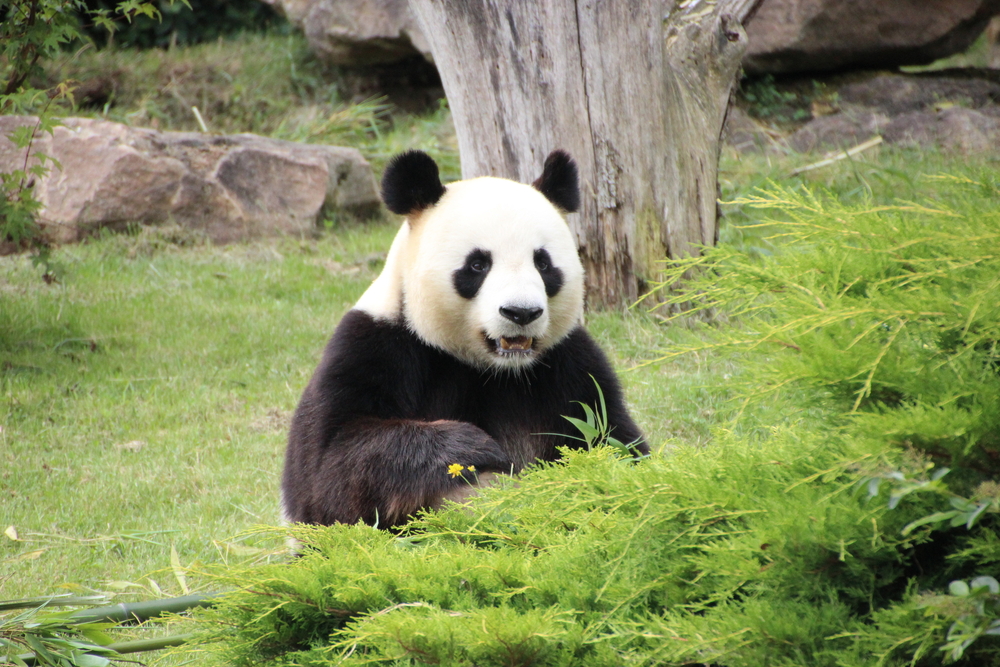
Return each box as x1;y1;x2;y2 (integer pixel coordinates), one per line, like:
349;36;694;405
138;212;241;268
409;0;761;309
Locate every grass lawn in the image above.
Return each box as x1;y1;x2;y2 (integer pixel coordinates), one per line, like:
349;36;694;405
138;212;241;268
1;214;740;602
3;140;993;603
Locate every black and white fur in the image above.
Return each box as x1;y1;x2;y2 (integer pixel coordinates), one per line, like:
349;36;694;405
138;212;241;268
282;150;647;528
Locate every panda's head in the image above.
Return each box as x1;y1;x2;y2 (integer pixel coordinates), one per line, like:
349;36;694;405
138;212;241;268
370;150;585;371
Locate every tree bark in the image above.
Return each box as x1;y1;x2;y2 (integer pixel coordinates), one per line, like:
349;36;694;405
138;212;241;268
408;0;761;309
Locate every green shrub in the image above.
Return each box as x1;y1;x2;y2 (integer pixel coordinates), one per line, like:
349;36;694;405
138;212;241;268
191;171;1000;666
78;0;286;48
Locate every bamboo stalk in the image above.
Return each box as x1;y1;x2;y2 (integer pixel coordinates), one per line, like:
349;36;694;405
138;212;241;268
67;594;217;625
4;595;216;667
0;596;108;612
104;633;194;654
788;136;883;176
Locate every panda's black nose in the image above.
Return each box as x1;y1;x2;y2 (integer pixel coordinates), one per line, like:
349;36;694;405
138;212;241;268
499;306;543;325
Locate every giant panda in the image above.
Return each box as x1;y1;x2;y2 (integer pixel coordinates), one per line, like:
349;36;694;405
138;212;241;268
282;149;647;528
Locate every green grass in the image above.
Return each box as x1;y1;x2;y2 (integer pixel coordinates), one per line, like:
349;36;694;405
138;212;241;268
0;219;731;602
4;143;991;605
45;32;337;137
0;222;398;597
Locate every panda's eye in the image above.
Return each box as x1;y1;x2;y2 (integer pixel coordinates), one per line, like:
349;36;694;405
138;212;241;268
534;249;551;272
454;250;492;299
534;248;563;298
463;250;492;274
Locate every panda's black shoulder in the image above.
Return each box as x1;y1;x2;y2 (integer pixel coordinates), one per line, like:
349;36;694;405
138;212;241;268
306;309;434;419
322;309;424;374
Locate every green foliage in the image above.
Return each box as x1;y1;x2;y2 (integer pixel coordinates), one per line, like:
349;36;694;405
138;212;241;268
1;0;87;273
41;32;338;135
78;0;286;49
648;173;1000;478
645;171;1000;662
192;172;1000;666
738;75;832;125
192;436;911;667
277;97;393;146
41;34;457;179
0;599;118;667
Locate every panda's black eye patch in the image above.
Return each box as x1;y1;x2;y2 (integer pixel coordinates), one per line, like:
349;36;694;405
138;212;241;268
453;249;492;299
534;248;563;298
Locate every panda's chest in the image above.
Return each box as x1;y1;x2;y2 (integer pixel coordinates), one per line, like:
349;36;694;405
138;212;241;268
413;355;569;468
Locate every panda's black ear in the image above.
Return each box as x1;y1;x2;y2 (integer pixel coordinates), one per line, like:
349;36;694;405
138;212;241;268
381;150;446;215
532;150;579;214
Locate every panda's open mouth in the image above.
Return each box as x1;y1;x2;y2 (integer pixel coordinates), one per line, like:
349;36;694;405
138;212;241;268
486;334;536;356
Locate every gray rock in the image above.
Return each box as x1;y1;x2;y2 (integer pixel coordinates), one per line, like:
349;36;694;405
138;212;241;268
784;105;1000;154
745;0;1000;75
838;72;1000;115
723;107;783;153
883;107;1000;152
263;0;431;66
788;111;889;152
0;116;380;244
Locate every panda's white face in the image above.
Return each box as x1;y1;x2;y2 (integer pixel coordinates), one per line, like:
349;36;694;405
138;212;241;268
360;176;583;371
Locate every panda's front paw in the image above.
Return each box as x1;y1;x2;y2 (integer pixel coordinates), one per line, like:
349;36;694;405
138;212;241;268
431;420;511;474
433;471;503;510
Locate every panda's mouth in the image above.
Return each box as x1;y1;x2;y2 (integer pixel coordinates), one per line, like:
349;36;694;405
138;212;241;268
486;334;536;356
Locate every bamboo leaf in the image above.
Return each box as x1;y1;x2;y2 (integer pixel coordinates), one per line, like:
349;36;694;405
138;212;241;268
72;654;110;667
562;416;600;444
24;634;57;666
78;629;114;647
170;544;190;595
902;511;960;536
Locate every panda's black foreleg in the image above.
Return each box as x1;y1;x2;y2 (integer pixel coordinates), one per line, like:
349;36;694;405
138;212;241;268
285;418;512;528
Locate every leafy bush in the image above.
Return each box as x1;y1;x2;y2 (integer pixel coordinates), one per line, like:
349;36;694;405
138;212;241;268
191;172;1000;666
738;75;833;124
78;0;286;48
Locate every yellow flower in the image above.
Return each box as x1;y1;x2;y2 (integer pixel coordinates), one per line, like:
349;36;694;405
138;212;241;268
467;465;476;473
447;463;465;478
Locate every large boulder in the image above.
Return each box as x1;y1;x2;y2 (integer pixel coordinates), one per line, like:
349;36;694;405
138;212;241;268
787;110;889;153
777;71;1000;153
0;117;380;244
745;0;1000;75
837;71;1000;114
262;0;431;66
883;106;1000;153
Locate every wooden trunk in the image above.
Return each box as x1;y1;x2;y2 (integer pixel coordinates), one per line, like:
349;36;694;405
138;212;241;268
409;0;760;309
